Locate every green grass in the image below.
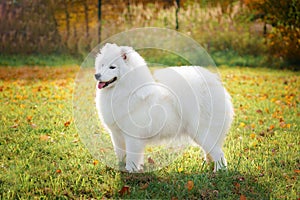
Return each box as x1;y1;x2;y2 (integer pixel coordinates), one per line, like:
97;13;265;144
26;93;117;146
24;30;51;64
0;54;82;67
0;50;286;70
0;66;299;199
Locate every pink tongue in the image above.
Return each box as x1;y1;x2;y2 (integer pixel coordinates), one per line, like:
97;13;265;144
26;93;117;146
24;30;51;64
98;82;106;89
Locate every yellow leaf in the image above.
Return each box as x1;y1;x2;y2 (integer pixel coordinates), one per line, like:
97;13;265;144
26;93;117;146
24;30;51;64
178;167;183;173
40;135;50;141
239;122;246;128
251;141;257;147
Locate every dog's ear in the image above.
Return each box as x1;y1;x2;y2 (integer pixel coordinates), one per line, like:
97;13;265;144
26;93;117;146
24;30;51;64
121;46;132;61
122;52;127;60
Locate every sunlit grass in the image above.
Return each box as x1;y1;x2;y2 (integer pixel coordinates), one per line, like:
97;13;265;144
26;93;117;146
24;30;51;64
0;66;299;199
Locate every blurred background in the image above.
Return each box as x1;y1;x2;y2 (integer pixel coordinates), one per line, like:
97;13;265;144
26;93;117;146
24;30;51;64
0;0;299;69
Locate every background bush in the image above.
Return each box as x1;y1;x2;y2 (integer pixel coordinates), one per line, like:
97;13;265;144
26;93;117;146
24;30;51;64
0;0;299;69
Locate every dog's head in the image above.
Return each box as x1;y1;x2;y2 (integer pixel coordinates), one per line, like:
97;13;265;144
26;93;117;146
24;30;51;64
95;43;145;90
94;43;128;89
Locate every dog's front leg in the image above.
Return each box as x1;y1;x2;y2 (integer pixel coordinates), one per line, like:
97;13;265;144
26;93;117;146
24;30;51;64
124;136;145;172
110;132;126;164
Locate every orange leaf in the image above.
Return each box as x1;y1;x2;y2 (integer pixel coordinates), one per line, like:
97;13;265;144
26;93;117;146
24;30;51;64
93;160;99;166
140;183;149;190
119;185;130;196
64;121;71;127
56;169;62;173
294;169;300;173
26;115;33;122
240;194;247;200
234;182;240;190
269;124;275;130
186;180;194;191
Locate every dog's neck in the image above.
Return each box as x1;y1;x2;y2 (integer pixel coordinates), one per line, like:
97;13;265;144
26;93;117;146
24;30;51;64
118;65;155;90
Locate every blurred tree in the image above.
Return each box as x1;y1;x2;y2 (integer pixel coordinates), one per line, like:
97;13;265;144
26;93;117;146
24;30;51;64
246;0;300;66
0;0;61;54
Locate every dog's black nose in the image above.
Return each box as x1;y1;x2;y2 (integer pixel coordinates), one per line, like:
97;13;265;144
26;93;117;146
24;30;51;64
94;73;101;80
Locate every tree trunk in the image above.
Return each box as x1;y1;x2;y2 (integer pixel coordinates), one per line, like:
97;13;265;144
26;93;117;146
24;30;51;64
175;0;180;30
84;0;89;37
98;0;101;43
63;0;70;40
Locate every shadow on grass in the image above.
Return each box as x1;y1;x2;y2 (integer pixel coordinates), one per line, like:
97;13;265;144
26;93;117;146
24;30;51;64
117;169;270;199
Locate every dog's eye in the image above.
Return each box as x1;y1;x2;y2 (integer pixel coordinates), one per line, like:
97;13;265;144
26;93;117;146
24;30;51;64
109;66;116;69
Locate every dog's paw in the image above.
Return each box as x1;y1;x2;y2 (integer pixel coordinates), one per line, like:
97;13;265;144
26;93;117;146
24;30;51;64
125;164;144;173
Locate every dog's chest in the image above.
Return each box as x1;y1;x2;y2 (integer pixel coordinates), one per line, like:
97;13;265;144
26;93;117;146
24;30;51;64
96;90;129;127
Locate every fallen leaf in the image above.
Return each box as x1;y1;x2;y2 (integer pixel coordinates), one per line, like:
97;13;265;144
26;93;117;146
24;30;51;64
26;115;33;122
265;108;269;113
294;169;300;174
256;109;263;114
234;182;240;190
280;122;286;128
140;183;149;190
119;185;130;196
268;125;275;131
10;124;18;128
64;121;71;127
239;122;246;128
148;157;155;164
258;119;264;125
240;194;247;200
93;160;99;166
72;139;79;143
186;180;194;191
30;123;37;128
40;135;50;141
178;167;183;173
250;133;256;139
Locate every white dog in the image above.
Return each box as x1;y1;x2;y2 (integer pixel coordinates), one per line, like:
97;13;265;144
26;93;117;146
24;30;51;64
95;43;234;172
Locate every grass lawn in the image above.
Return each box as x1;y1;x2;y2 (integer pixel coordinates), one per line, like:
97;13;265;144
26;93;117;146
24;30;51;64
0;65;299;199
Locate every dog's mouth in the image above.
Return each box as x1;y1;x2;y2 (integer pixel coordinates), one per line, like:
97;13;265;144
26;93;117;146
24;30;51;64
98;77;117;89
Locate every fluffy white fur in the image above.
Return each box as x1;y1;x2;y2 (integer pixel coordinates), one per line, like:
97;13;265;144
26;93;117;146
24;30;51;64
95;43;234;172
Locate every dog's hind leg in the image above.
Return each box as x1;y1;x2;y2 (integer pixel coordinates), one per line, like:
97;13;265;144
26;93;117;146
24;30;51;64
206;146;227;172
193;132;227;172
124;136;145;173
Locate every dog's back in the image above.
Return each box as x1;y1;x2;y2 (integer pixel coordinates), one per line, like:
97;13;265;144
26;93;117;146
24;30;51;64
154;66;234;147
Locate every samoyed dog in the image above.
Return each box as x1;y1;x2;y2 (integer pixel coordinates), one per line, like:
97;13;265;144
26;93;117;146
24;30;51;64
95;43;234;172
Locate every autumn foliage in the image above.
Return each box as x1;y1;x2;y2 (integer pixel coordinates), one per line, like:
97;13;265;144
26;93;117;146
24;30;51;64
245;0;300;66
0;0;299;68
